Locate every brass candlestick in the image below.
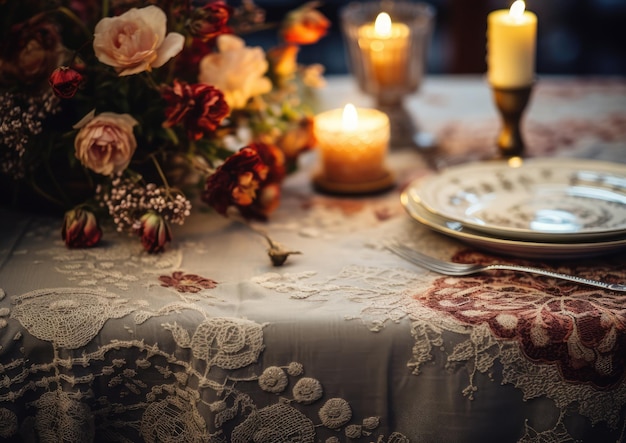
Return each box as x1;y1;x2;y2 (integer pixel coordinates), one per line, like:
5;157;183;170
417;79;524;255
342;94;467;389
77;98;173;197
491;83;534;158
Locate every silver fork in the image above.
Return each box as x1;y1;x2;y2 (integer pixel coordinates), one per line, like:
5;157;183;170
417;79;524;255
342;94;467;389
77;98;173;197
386;243;626;292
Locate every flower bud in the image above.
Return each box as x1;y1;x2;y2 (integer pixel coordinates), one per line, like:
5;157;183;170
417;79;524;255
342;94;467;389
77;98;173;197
187;2;232;42
49;66;83;99
136;212;172;253
61;208;102;248
280;2;330;45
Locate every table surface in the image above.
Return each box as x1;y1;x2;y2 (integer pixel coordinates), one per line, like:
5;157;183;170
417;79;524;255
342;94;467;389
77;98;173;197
1;75;625;443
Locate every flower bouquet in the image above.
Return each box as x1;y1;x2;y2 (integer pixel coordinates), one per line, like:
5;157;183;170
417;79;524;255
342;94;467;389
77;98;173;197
0;0;329;253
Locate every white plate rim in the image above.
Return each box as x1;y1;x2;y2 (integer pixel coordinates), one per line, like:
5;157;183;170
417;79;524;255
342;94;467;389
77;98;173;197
401;183;626;259
414;158;626;242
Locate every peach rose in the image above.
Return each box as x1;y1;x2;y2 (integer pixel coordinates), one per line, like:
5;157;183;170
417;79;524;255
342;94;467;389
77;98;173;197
73;110;138;176
93;5;184;76
198;34;272;109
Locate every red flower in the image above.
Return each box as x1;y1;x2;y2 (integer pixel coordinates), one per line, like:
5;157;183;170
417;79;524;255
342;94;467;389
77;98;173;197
49;66;83;99
162;79;229;141
255;141;286;183
202;142;286;220
188;2;233;42
280;3;330;45
159;271;218;293
240;143;286;219
0;16;64;87
136;211;172;253
61;208;102;248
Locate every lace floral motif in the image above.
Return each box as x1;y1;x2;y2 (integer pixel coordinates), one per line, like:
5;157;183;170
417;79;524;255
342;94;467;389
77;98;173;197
141;394;208;443
2;298;403;442
10;288;138;348
419;250;626;389
232;403;316;443
178;317;264;370
318;398;352;429
255;254;626;439
0;408;18;438
26;218;182;292
1;217;409;442
258;366;289;393
292;377;323;404
33;390;95;442
253;265;434;331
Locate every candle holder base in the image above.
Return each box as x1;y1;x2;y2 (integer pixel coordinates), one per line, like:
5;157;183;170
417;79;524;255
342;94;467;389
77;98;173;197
377;103;437;151
312;170;395;195
491;83;534;158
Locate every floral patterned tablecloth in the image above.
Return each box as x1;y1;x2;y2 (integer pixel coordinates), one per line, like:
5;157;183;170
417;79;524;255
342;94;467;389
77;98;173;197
1;76;625;442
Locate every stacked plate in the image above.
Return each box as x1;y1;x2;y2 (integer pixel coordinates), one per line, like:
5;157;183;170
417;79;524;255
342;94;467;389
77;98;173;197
401;158;626;259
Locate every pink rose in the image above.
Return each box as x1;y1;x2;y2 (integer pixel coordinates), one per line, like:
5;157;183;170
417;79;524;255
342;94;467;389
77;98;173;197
93;5;185;76
73;110;138;175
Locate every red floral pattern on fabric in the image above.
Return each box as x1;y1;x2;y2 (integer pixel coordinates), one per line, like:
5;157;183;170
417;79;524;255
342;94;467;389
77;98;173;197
159;271;218;293
415;250;626;388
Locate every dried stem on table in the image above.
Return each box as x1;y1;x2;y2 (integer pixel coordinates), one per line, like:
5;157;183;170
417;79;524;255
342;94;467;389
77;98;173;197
234;217;301;266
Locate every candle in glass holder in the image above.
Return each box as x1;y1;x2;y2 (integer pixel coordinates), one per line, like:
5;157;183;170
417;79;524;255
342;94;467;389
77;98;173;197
313;104;393;194
487;0;537;88
358;12;410;88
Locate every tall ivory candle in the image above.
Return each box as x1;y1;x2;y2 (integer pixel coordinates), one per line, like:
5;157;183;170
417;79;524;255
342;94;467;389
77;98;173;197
487;1;537;88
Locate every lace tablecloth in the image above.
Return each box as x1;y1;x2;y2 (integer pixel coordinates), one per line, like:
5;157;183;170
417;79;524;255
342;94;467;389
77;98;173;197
1;76;625;442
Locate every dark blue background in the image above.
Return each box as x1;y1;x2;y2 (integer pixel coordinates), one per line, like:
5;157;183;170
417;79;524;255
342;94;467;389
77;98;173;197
246;0;626;76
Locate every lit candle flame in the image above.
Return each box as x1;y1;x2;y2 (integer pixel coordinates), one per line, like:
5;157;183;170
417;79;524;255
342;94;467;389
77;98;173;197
342;104;358;131
374;12;392;37
509;0;526;19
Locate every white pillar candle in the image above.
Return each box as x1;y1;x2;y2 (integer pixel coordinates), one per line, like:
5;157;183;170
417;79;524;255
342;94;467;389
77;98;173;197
358;12;410;87
487;1;537;88
314;104;390;184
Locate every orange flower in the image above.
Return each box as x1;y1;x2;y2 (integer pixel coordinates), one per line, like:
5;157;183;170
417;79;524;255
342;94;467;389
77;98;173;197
275;116;316;161
238;143;286;220
202;142;285;220
267;44;299;79
280;2;330;45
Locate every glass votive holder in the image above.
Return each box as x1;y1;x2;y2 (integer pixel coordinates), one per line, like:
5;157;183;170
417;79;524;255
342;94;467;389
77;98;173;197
341;1;435;107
